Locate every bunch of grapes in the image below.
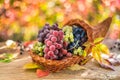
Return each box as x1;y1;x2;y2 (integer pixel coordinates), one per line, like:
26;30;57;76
67;25;88;53
73;47;86;56
63;26;74;43
43;30;72;60
32;42;45;56
37;23;60;43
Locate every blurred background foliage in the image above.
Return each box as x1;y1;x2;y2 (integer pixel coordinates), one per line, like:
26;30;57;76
0;0;120;41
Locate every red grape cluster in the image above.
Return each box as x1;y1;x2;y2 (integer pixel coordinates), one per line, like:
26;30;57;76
43;30;72;60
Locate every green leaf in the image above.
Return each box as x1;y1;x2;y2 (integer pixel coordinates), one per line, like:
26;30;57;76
23;62;43;70
68;64;87;71
94;37;104;44
0;53;14;63
0;59;11;63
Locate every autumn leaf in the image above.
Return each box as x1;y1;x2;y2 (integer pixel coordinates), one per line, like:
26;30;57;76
82;50;87;57
68;64;87;71
36;69;50;78
93;37;104;44
92;47;102;63
97;44;110;55
100;59;114;71
91;37;114;70
23;62;43;70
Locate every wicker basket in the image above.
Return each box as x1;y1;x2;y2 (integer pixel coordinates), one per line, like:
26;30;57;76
29;17;112;72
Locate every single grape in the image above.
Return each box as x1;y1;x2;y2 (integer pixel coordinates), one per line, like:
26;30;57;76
54;50;59;55
66;52;72;57
44;54;50;59
53;31;58;36
56;43;62;49
51;36;57;42
38;52;43;56
47;51;54;57
46;41;52;46
49;45;56;51
62;49;67;55
44;47;49;53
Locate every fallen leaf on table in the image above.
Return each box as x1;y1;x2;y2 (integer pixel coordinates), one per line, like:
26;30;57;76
23;62;43;69
68;64;87;71
0;53;16;63
36;69;50;78
100;59;115;71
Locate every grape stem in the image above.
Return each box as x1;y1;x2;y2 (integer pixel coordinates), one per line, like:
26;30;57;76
68;40;79;50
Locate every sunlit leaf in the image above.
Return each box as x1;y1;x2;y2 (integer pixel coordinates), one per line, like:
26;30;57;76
94;37;104;44
82;50;87;57
23;62;43;69
92;47;102;63
68;64;87;71
98;44;110;55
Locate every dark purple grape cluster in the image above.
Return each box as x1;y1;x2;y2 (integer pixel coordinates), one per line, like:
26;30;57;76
43;30;72;60
67;25;88;53
37;23;60;43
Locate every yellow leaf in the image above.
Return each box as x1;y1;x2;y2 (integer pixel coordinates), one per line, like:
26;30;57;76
98;44;110;55
82;50;87;57
23;62;42;69
92;47;102;63
68;64;87;71
83;41;91;47
94;37;104;44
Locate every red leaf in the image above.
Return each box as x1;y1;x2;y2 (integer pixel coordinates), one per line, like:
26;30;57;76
36;69;50;78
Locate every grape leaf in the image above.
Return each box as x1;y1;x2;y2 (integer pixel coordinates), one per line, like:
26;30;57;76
91;38;115;70
97;44;110;55
94;37;104;44
82;50;87;57
92;47;102;63
23;62;43;69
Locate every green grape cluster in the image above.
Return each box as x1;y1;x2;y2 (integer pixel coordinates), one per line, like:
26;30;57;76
73;47;86;57
63;26;74;43
32;42;45;56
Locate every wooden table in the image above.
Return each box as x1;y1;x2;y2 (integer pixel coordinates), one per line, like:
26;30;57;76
0;42;120;80
0;53;120;80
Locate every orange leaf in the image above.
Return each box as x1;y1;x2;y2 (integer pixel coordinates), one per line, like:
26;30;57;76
36;69;50;78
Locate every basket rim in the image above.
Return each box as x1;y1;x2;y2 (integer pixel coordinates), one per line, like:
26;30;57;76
29;50;85;62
